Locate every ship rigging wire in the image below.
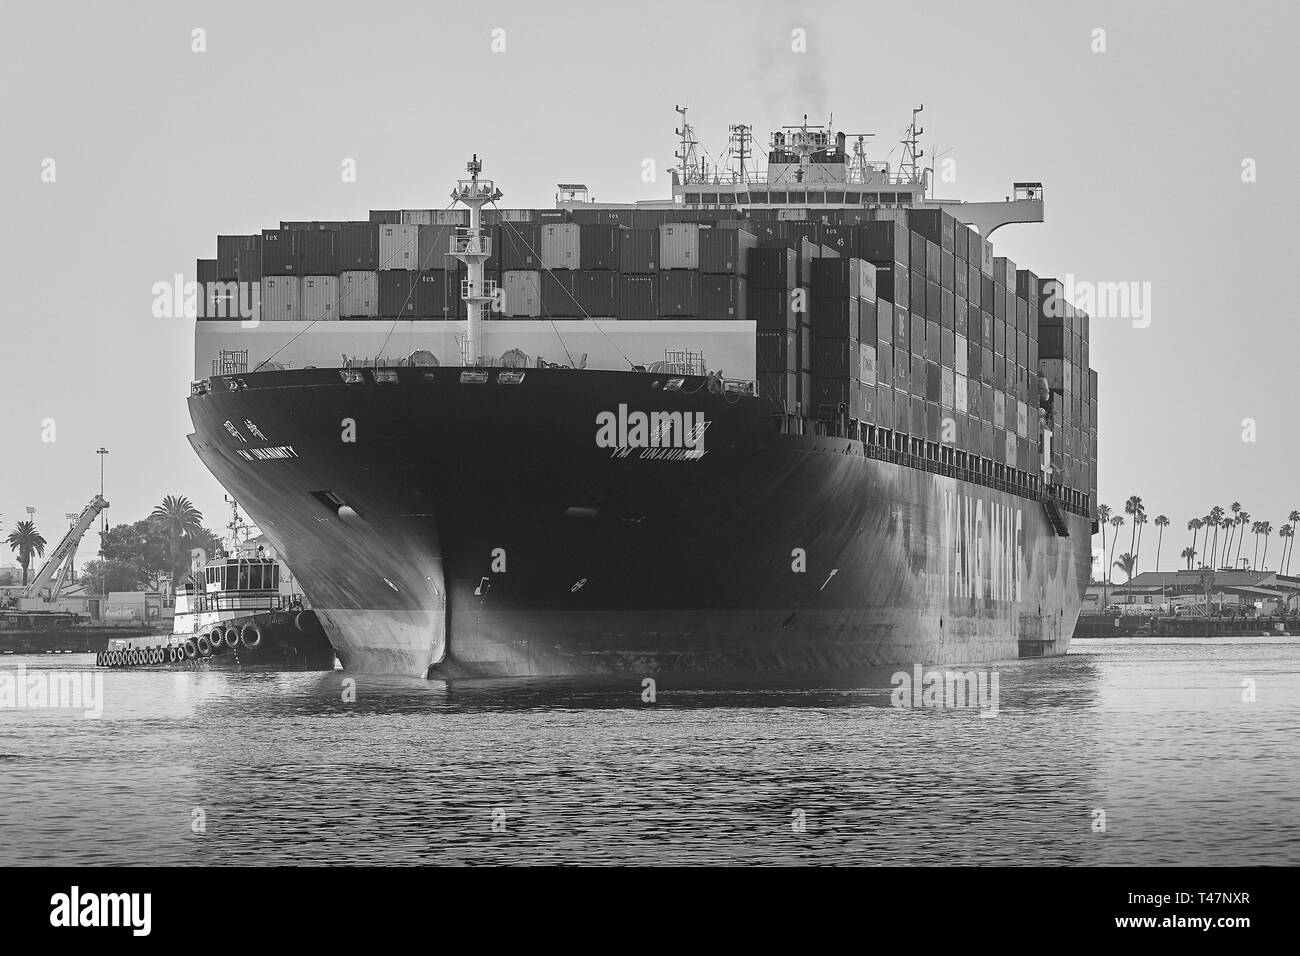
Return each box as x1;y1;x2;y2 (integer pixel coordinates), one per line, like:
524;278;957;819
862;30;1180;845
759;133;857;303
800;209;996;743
254;201;459;372
491;201;638;372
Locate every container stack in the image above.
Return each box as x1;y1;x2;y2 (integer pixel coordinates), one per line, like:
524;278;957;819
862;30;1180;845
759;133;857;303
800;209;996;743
1035;277;1096;502
659;223;700;318
809;257;877;420
699;226;756;322
736;205;1095;508
200;211;766;324
750;246;800;413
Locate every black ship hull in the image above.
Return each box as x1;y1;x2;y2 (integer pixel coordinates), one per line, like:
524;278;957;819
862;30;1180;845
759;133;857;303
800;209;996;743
187;367;1091;677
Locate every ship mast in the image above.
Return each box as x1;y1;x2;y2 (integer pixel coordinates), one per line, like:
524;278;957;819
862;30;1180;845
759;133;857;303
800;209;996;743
675;106;702;186
224;495;250;552
727;123;752;183
901;105;925;191
450;155;502;366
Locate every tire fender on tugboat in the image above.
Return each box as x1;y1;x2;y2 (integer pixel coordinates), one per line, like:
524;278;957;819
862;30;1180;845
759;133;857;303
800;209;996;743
241;622;263;649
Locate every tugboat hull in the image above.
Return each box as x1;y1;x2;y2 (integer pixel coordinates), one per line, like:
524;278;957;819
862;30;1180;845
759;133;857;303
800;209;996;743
98;609;335;671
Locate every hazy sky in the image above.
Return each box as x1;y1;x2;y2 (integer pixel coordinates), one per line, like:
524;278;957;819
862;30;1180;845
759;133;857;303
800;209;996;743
1;0;1297;576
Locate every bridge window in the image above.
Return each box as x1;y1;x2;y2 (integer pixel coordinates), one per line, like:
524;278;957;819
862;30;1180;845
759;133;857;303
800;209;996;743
701;192;718;204
827;191;844;203
788;190;806;203
879;192;897;204
685;193;701;204
807;191;825;204
846;192;861;204
749;191;767;203
719;193;735;205
769;191;788;204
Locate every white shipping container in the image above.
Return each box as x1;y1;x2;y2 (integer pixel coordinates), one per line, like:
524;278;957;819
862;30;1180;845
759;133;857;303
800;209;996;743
859;343;876;385
339;271;379;318
435;210;468;226
540;223;581;270
994;390;1006;427
1005;431;1018;468
1040;358;1064;391
261;275;300;321
502;271;541;318
776;208;808;221
400;209;434;226
941;366;954;409
659;223;700;269
955;373;968;413
955;333;968;376
300;275;339;321
980;238;994;276
1016;400;1028;438
379;224;419;270
857;259;878;302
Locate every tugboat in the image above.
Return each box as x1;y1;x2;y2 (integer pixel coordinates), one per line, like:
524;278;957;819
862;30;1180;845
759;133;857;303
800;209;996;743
97;502;336;670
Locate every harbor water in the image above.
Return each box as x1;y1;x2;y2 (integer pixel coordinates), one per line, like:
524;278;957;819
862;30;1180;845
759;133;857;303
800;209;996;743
1;638;1296;865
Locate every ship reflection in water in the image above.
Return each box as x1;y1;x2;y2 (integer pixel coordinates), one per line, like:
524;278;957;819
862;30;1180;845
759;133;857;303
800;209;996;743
1;639;1297;865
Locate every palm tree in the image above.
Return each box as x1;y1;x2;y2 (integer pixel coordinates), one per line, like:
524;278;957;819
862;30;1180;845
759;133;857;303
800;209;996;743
1259;522;1274;570
1234;510;1251;568
1279;525;1293;575
1124;496;1144;571
1206;506;1225;567
1188;518;1204;565
1114;552;1138;601
149;495;205;579
1181;546;1197;570
1108;515;1124;583
5;520;47;586
1250;522;1262;570
1287;511;1300;574
1153;515;1169;572
1226;501;1242;567
1135;511;1150;568
1097;503;1112;592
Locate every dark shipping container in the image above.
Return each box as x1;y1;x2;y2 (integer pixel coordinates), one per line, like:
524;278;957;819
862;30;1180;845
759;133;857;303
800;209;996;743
699;228;757;275
338;223;381;271
619;274;658;319
260;230;300;275
500;223;542;272
700;274;747;319
576;271;619;315
378;270;419;318
415;271;447;318
579;224;622;270
541;271;579;317
749;247;798;290
750;288;797;332
659;271;699;317
811;297;860;339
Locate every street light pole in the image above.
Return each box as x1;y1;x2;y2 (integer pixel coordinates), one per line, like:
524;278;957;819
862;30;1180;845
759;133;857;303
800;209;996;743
96;447;109;536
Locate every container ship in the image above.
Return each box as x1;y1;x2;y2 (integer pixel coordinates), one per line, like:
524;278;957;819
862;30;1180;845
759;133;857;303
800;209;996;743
186;110;1099;677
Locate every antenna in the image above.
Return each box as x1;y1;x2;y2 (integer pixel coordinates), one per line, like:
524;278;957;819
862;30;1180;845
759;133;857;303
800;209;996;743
902;105;925;187
727;123;752;183
674;105;701;186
